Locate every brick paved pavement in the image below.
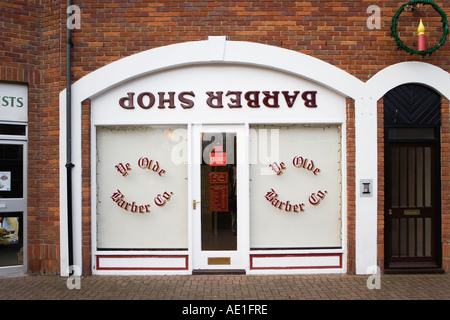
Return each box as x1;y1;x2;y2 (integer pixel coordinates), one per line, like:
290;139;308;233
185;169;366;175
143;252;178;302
1;273;448;318
0;273;448;300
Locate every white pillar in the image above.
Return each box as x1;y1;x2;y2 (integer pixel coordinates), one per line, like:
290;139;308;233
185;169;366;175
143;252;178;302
354;97;378;274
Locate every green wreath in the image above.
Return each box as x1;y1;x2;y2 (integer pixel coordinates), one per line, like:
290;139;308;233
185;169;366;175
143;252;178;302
390;0;449;56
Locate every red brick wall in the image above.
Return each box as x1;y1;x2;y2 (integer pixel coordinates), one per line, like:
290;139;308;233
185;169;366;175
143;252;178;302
441;98;450;272
346;98;356;273
1;0;449;274
377;98;385;271
67;0;450;82
0;0;58;274
81;99;91;275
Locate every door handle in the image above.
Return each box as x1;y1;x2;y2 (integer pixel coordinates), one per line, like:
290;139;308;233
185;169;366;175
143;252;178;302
193;200;200;210
389;209;392;215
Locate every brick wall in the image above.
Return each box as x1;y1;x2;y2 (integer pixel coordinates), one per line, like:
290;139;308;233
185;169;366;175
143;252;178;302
1;0;449;274
0;0;58;274
441;98;450;272
377;98;385;271
67;0;450;82
346;98;356;273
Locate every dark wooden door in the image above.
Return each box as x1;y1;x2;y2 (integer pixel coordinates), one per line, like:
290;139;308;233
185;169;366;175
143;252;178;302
386;142;440;269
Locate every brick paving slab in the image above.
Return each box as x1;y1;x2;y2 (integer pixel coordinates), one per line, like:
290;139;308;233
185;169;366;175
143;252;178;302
0;273;448;301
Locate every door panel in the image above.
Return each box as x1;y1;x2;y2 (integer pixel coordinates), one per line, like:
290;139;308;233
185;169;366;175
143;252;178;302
386;143;439;268
192;125;247;271
201;134;237;251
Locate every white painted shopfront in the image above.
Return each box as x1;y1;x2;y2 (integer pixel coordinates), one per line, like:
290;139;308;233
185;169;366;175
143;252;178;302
59;37;450;276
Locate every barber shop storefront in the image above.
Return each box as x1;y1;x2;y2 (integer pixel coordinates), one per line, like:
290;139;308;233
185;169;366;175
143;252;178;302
58;35;450;276
72;49;349;275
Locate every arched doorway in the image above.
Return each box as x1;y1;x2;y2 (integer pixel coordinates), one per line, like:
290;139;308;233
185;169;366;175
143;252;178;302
384;83;442;271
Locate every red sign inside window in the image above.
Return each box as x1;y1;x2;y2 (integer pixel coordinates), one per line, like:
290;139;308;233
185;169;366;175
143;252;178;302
209;184;228;212
210;146;226;166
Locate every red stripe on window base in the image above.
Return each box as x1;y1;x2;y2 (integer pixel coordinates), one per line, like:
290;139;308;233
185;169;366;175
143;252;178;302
249;253;342;270
96;254;189;271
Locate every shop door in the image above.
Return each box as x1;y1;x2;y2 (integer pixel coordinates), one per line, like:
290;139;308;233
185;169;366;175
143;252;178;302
192;124;247;272
0;140;27;275
386;141;440;269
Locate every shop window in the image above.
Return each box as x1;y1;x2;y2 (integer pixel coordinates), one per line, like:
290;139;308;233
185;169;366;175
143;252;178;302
249;124;342;249
96;125;188;250
0;213;23;266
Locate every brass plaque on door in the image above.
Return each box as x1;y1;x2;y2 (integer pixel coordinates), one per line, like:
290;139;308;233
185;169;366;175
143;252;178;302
208;257;231;265
404;209;420;216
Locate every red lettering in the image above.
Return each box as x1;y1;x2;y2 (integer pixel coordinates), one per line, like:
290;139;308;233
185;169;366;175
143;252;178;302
306;160;315;171
244;91;260;108
292;156;304;168
309;190;327;205
111;190;151;214
262;91;280;108
265;188;304;213
137;92;155;109
265;188;277;201
137;157;167;176
158;92;176;108
115;162;132;177
293;156;321;175
111;190;124;202
131;202;138;213
178;91;195;109
285;201;292;212
282;91;300;108
226;91;242;108
118;90;319;110
206;91;223;108
269;161;286;175
138;157;150;169
119;92;135;109
154;191;173;207
302;91;317;108
151;161;160;172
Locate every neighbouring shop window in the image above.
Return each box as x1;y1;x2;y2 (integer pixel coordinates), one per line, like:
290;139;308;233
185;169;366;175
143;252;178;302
249;124;342;249
0;213;23;266
0;144;23;198
96;125;188;250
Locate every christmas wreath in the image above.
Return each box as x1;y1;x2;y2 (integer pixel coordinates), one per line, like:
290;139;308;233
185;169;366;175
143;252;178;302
391;0;449;56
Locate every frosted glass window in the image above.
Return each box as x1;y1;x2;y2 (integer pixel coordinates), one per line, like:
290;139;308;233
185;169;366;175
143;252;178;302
96;125;188;249
249;124;342;249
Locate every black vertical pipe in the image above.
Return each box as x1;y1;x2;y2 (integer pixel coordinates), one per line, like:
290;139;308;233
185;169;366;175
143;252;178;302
66;0;74;273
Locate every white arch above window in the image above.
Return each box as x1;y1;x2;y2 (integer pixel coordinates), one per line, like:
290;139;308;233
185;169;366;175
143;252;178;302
65;36;364;103
366;61;450;101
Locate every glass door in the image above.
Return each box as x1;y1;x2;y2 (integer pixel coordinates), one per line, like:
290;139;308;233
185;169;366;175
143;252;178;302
0;140;27;275
192;124;247;272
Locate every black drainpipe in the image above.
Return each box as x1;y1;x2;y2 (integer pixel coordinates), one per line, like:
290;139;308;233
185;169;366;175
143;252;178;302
66;0;74;273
